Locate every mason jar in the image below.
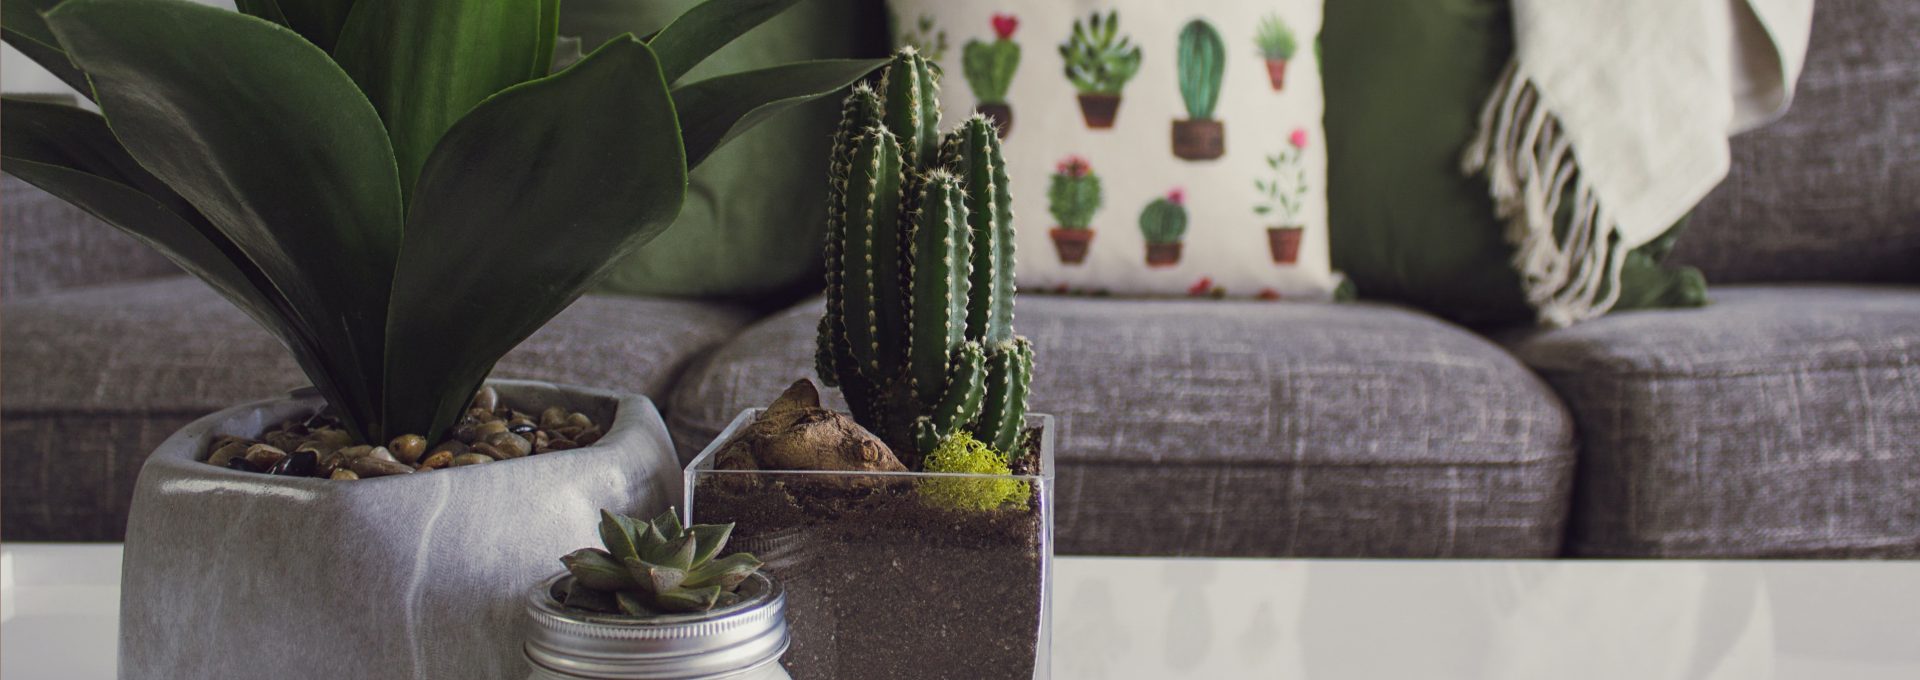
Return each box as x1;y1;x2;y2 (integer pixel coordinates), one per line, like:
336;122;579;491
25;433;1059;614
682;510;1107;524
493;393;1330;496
524;572;791;679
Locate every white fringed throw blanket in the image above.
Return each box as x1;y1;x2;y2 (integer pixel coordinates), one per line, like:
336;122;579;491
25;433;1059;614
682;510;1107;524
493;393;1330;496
1461;0;1814;326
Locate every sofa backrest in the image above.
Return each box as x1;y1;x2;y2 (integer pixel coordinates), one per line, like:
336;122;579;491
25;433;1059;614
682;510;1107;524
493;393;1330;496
2;177;181;298
1671;0;1920;284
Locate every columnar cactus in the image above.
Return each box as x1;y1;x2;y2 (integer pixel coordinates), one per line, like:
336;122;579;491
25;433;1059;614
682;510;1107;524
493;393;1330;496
1047;156;1102;230
1177;20;1226;120
818;49;1034;463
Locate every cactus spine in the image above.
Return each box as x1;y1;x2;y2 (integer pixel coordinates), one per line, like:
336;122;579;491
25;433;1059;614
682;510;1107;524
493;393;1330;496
1177;20;1225;120
819;50;1034;464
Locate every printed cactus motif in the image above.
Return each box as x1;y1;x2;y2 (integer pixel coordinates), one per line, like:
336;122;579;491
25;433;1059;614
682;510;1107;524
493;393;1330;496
1255;14;1297;91
896;13;949;62
1139;189;1189;244
1171;19;1228;160
1047;156;1102;230
1177;20;1226;120
818;49;1034;462
963;14;1021;104
1059;11;1141;95
1060;10;1141;129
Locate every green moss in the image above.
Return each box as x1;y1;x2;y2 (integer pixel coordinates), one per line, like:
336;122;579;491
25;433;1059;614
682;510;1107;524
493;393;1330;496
917;432;1028;512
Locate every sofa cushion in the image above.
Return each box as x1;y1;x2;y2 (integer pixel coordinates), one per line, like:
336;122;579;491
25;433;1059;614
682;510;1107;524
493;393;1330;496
669;296;1576;558
1;277;758;541
1670;0;1920;284
1509;285;1920;557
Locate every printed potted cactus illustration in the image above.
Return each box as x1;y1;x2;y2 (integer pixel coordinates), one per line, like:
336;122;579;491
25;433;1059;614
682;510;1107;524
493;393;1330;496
1172;19;1227;160
1256;128;1312;264
1256;14;1298;91
1059;10;1141;129
1139;189;1189;267
896;12;949;61
1048;155;1102;264
964;13;1022;136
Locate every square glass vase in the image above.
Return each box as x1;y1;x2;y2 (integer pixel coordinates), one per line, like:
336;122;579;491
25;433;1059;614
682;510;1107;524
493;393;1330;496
685;409;1054;680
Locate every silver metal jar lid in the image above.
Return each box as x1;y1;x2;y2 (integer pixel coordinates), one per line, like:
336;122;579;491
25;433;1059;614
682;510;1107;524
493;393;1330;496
524;572;789;679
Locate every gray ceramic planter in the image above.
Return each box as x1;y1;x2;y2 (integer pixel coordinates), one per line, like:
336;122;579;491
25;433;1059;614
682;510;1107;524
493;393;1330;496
118;380;680;680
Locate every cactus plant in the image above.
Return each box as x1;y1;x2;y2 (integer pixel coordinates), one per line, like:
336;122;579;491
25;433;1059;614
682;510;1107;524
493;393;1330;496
1139;190;1189;244
817;49;1034;463
963;14;1021;136
1058;11;1141;128
1140;189;1188;267
1046;156;1101;265
557;509;763;616
1172;19;1228;160
1255;14;1297;91
1177;20;1226;119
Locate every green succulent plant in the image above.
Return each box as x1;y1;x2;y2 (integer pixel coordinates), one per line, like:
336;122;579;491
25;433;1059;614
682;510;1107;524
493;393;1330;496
815;50;1034;463
558;509;762;615
1255;14;1297;61
1058;10;1140;95
0;0;886;446
1139;192;1189;245
1046;156;1102;230
1177;19;1226;120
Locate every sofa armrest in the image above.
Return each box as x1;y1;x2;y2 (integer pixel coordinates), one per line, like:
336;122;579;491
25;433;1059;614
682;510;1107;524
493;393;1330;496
3;176;181;298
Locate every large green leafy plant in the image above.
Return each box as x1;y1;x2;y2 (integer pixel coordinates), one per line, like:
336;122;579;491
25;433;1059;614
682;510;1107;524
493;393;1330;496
1;0;885;445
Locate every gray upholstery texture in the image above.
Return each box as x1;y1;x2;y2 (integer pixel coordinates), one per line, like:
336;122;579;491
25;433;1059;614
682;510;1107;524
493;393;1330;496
2;277;758;540
1509;285;1920;557
1671;0;1920;284
2;177;181;297
669;296;1578;558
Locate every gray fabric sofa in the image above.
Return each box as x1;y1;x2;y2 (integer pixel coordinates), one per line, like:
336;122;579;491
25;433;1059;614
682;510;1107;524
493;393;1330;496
4;0;1915;557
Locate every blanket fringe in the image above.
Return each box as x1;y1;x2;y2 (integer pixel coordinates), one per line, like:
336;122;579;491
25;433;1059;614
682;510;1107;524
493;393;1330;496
1462;60;1626;327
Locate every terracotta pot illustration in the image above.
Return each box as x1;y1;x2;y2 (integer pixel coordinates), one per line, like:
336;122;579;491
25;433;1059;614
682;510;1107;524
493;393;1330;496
1145;242;1183;267
1076;93;1121;129
976;102;1013;137
1265;59;1289;91
1050;228;1095;264
1267;226;1303;264
1171;119;1225;160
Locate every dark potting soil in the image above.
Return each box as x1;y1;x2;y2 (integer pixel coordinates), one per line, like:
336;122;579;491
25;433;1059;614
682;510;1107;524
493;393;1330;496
695;429;1046;680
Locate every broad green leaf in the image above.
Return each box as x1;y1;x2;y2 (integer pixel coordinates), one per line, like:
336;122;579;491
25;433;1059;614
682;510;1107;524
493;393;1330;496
672;57;887;168
235;0;355;51
0;99;370;437
646;0;803;84
533;0;561;77
2;0;93;99
384;36;686;441
47;0;403;440
333;0;544;196
683;553;761;589
599;510;644;563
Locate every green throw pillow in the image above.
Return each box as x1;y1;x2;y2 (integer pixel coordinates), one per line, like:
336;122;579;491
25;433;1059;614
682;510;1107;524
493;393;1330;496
568;0;886;302
1322;0;1704;327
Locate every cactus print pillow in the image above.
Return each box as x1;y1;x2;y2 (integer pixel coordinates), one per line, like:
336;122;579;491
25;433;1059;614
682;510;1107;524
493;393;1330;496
885;1;1341;300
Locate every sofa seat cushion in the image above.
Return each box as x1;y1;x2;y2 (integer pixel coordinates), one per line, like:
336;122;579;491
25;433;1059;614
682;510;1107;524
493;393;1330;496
1;277;758;541
1509;285;1920;557
669;296;1576;558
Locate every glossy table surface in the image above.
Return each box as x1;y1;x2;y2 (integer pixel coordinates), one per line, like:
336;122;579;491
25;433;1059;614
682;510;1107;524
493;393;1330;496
5;544;1918;679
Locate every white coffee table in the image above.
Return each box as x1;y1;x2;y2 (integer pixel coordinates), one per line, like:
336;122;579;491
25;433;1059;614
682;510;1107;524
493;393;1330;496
6;544;1918;679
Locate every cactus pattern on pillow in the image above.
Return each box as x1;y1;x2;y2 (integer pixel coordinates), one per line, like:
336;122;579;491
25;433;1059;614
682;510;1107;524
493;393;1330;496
883;0;1337;300
963;13;1022;136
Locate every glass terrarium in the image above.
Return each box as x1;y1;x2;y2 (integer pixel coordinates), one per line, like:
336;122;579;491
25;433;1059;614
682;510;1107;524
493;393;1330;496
686;409;1054;680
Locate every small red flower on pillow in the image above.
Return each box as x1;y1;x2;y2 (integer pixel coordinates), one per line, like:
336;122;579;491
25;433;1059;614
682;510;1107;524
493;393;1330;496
991;13;1018;40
